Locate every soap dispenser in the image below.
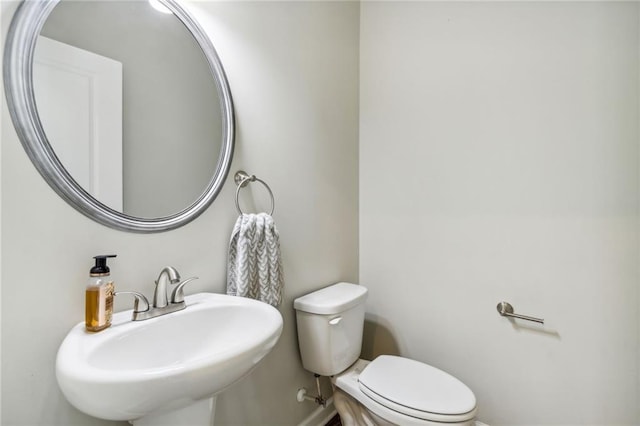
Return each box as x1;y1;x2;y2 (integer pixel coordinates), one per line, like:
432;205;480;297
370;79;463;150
85;254;117;332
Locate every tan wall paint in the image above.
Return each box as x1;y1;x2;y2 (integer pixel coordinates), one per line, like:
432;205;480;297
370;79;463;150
360;2;639;424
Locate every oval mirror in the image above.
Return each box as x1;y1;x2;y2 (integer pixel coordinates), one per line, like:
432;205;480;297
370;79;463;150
4;0;234;232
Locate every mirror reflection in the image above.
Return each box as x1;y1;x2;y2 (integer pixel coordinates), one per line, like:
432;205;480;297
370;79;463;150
34;0;223;218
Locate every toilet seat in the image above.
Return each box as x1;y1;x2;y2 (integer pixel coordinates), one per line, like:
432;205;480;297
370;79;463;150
357;355;477;423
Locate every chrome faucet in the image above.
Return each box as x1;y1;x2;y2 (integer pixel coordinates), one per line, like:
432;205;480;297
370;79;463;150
153;266;181;308
116;266;199;321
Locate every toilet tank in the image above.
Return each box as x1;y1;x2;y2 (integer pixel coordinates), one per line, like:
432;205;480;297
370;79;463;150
293;282;368;376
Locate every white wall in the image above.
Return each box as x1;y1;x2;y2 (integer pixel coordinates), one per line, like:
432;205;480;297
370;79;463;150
360;2;639;425
1;1;359;425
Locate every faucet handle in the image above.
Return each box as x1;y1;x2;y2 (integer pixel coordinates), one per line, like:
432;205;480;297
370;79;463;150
115;291;150;314
170;277;199;304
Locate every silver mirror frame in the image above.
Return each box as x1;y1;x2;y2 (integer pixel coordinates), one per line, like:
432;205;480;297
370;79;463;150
3;0;235;233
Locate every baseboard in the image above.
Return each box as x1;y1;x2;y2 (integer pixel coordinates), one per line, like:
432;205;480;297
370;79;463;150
297;397;336;426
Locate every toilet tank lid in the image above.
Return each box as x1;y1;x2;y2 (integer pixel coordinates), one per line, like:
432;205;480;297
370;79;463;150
294;282;368;315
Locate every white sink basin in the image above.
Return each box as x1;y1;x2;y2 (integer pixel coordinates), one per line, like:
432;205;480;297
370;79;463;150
56;293;283;423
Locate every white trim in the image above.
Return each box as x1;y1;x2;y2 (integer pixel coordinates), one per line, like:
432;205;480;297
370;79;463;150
34;36;123;211
298;397;337;426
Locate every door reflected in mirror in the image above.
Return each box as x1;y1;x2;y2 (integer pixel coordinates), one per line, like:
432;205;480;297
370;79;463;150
34;0;223;218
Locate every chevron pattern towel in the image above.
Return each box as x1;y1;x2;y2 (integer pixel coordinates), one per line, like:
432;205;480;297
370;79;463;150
227;213;284;307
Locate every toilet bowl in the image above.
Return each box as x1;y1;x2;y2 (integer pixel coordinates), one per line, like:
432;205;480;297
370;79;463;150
294;283;478;426
332;358;476;426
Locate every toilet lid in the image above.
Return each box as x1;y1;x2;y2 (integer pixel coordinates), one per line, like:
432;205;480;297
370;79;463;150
358;355;476;419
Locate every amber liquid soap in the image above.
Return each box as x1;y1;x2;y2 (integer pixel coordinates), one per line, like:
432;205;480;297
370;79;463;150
85;254;117;332
85;281;113;332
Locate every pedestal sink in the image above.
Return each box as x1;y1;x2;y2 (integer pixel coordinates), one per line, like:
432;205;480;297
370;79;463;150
56;293;283;425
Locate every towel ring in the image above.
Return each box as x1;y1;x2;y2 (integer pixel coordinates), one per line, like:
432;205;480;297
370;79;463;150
234;170;275;215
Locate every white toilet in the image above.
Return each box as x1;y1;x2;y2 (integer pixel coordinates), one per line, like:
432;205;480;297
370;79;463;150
294;282;478;426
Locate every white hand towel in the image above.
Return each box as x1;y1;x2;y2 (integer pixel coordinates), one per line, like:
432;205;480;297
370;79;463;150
227;213;283;307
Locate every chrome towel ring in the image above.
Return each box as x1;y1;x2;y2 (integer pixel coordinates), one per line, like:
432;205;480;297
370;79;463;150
234;170;275;215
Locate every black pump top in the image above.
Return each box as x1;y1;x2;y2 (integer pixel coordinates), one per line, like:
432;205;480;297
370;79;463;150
91;254;117;275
